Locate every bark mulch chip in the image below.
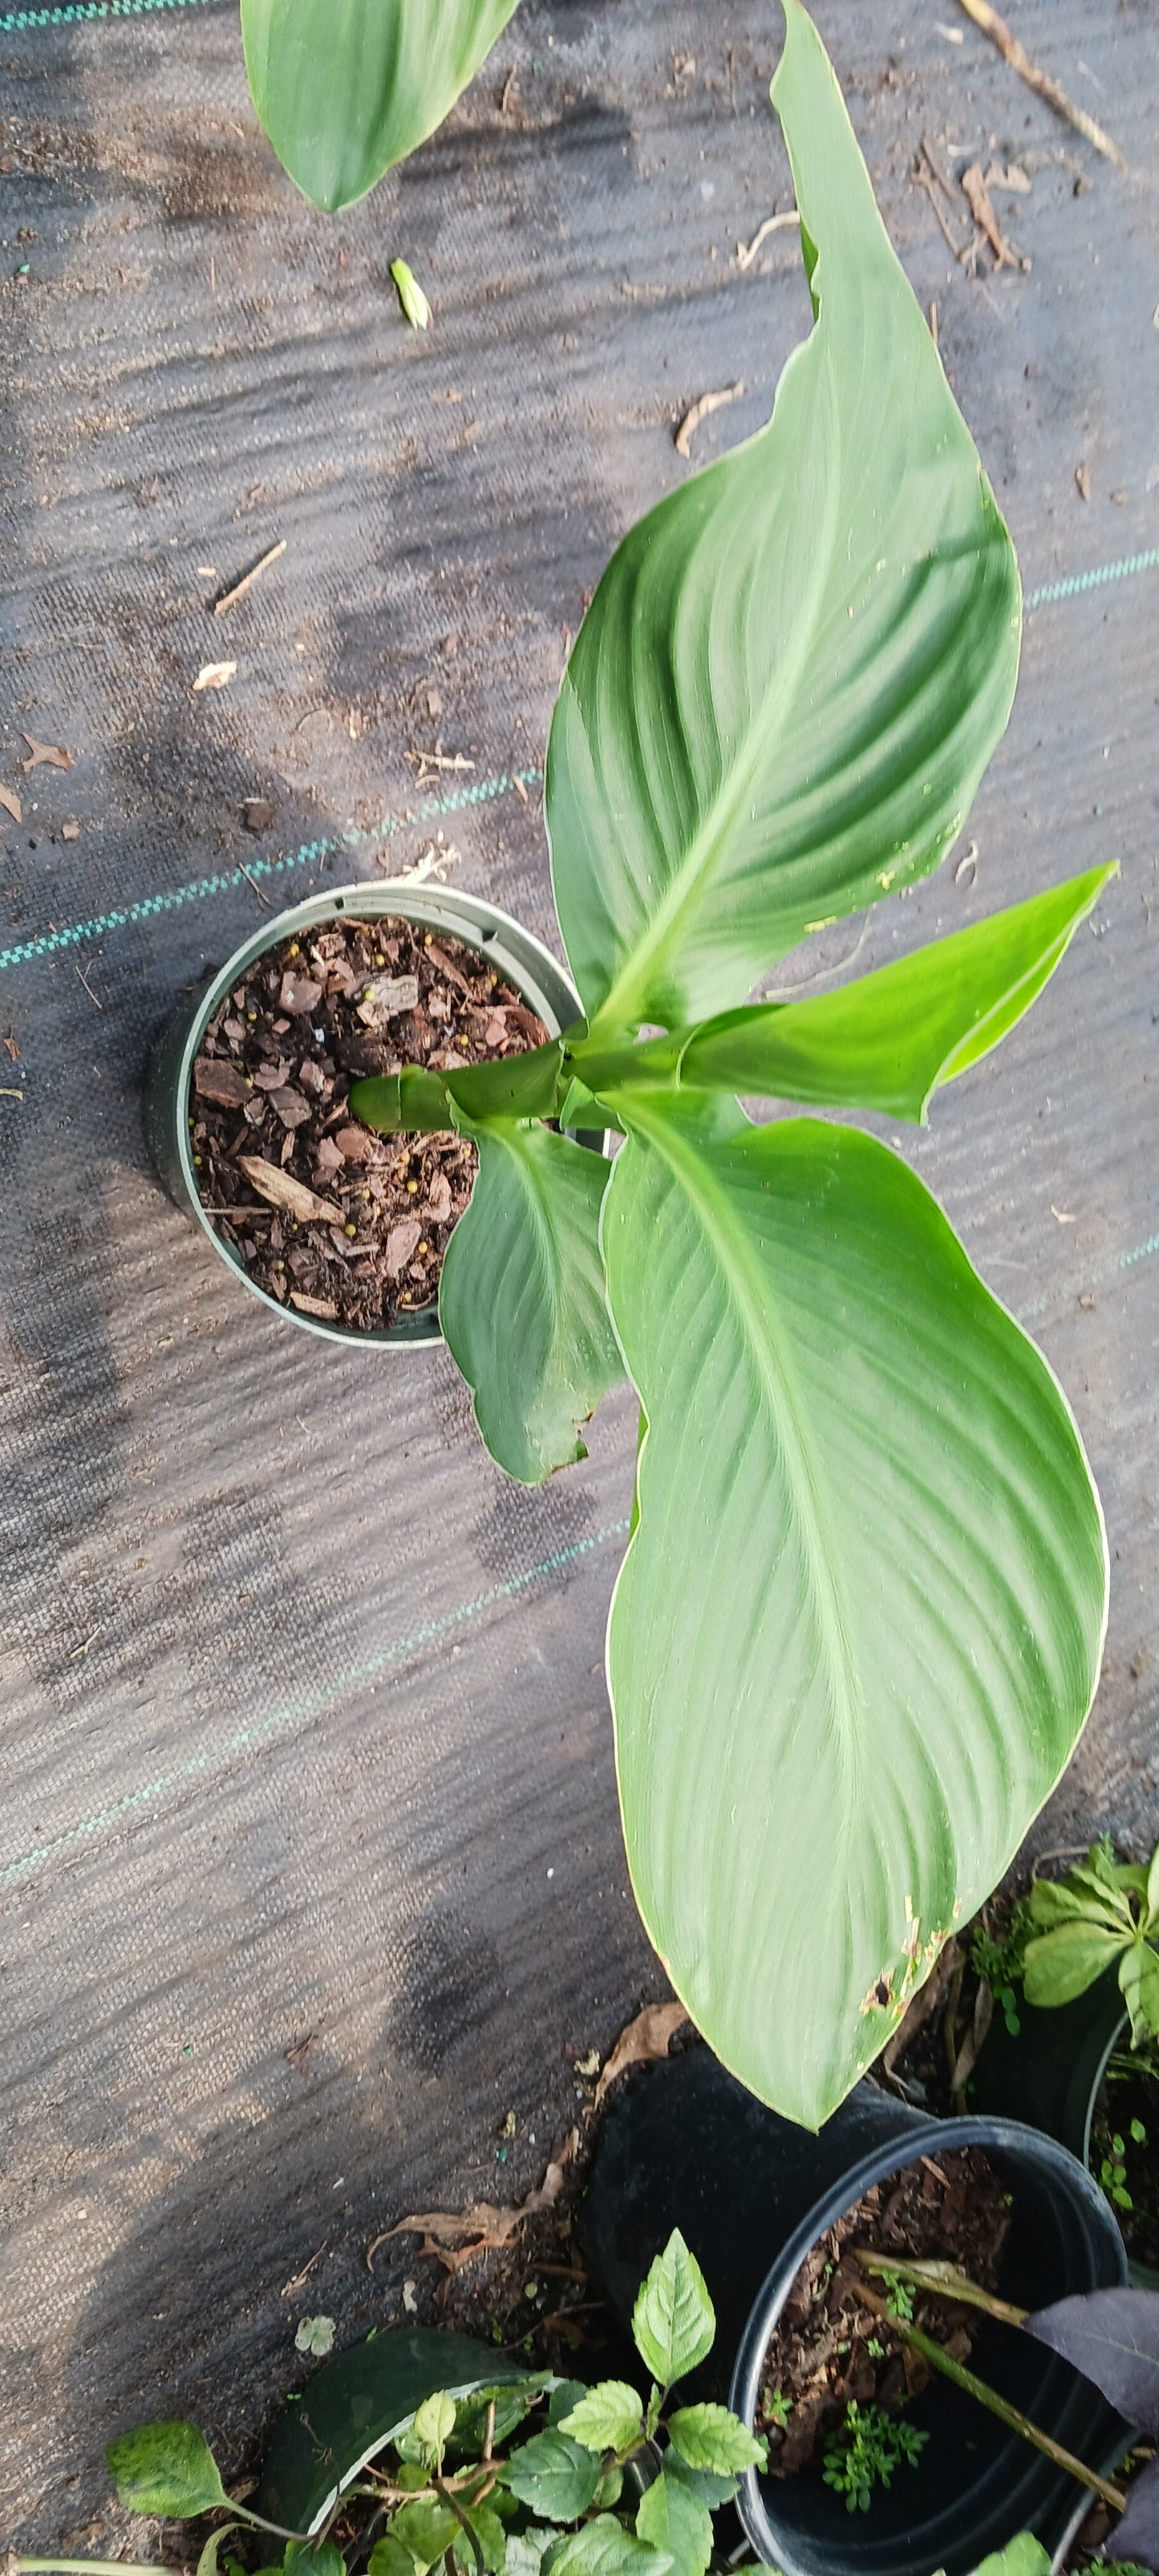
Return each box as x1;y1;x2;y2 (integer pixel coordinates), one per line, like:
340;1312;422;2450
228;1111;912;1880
189;915;549;1332
756;2143;1011;2477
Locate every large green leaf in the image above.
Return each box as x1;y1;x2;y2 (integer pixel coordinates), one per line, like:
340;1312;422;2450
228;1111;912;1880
438;1124;623;1484
599;1098;1108;2126
241;0;521;213
671;868;1113;1122
1022;1922;1126;2009
107;2422;229;2519
546;0;1020;1039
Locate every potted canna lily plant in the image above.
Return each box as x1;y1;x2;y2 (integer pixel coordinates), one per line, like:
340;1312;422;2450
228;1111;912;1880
338;0;1112;2135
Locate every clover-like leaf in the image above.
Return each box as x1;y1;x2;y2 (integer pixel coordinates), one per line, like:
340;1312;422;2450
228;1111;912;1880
107;2422;229;2520
631;2232;715;2387
558;2383;645;2459
504;2430;601;2522
666;2406;766;2477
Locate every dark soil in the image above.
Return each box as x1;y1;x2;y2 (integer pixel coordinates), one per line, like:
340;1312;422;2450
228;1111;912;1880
1092;2056;1159;2271
189;915;549;1332
756;2145;1011;2478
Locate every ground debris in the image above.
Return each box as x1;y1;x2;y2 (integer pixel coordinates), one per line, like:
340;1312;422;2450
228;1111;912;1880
381;2130;580;2277
193;660;237;692
0;783;22;823
21;732;72;772
960;162;1031;270
594;1999;689;2107
675;382;744;460
954;0;1125;170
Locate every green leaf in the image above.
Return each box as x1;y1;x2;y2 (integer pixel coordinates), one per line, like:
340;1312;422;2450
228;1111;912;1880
545;0;1019;1040
107;2423;229;2519
970;2545;1051;2576
600;1097;1108;2126
454;2505;508;2574
241;0;522;212
635;2472;713;2576
387;2500;461;2573
542;2516;672;2576
662;2452;737;2513
631;2232;715;2386
504;2430;602;2522
413;2391;457;2459
505;2539;555;2576
1023;1924;1126;2008
1121;1943;1159;2047
294;2314;335;2356
666;2406;766;2477
558;2382;645;2459
1027;1874;1124;1934
547;2380;591;2427
369;2544;417;2576
452;2378;550;2455
197;2525;244;2576
446;1040;569;1126
438;1123;623;1484
391;259;432;331
667;870;1113;1124
284;2546;345;2576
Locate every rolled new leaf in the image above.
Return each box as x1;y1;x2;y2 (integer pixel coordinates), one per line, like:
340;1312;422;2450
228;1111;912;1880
546;0;1020;1036
241;0;522;212
601;1098;1108;2125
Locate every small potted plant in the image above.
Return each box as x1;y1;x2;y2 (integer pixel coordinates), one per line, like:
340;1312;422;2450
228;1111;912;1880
152;0;1116;2140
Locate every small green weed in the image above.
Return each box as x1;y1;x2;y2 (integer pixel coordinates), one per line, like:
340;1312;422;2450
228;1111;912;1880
822;2400;928;2513
764;2386;793;2429
971;1897;1034;2036
881;2270;915;2321
1100;2134;1135;2213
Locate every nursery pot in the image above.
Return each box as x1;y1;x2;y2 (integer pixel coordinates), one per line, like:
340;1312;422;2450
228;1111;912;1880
142;879;590;1349
971;1972;1159;2291
255;2323;529;2536
579;2043;1128;2576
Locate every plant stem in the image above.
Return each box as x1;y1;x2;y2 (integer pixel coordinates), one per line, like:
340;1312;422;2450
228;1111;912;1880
851;2282;1126;2513
852;2248;1028;2328
434;2477;484;2576
13;2562;172;2574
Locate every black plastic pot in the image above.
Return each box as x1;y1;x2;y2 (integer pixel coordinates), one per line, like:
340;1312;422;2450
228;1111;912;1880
255;2324;527;2537
580;2045;1128;2576
142;879;591;1349
971;1972;1159;2292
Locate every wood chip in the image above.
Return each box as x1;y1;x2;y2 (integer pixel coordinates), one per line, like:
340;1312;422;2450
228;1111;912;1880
290;1291;339;1319
237;1157;343;1224
961;163;1031;270
61;819;80;841
333;1123;375;1164
241;797;275;834
193;1058;250;1109
278;969;322;1015
0;784;22;824
594;1999;690;2108
21;732;72;772
269;1085;311;1130
954;0;1125;169
193;660;237;692
385;1217;422;1277
359;973;419;1015
675;381;744;460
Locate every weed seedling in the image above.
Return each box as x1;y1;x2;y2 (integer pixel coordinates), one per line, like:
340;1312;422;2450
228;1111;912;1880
822;2401;928;2513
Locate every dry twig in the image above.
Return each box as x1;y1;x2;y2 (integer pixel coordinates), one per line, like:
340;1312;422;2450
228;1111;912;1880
213;539;287;617
955;0;1125;169
675;383;744;460
736;209;800;270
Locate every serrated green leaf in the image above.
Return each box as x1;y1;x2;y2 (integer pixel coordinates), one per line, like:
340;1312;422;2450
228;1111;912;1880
452;2378;549;2456
438;1122;623;1483
1023;1924;1125;2009
636;2472;712;2576
387;2499;460;2573
107;2422;229;2519
558;2382;644;2459
663;870;1113;1124
505;2538;555;2576
631;2232;715;2386
1027;1876;1123;1934
666;2406;766;2477
547;2379;590;2427
662;2452;737;2513
241;0;522;212
546;0;1019;1040
504;2429;601;2521
413;2391;456;2459
368;2543;417;2576
542;2515;672;2576
453;2505;507;2574
601;1097;1108;2125
285;2545;345;2576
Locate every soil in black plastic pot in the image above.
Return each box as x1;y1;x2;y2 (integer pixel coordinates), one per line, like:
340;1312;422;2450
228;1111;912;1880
189;915;548;1330
756;2145;1011;2479
1091;2053;1159;2269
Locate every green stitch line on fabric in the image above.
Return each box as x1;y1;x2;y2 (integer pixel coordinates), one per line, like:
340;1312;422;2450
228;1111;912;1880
1025;547;1159;611
0;769;542;972
0;0;218;29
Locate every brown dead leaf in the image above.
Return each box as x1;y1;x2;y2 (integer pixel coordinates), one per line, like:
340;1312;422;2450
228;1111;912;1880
594;2000;689;2109
2;1032;18;1061
62;818;80;841
237;1156;342;1224
881;1938;959;2079
21;732;73;772
387;2129;579;2275
983;159;1031;193
193;660;237;692
0;784;22;824
960;164;1030;270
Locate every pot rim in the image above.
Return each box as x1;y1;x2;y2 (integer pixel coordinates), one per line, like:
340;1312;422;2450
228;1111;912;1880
160;877;588;1352
729;2111;1127;2576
